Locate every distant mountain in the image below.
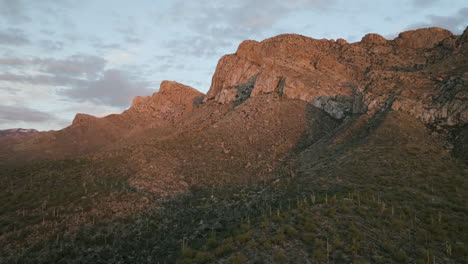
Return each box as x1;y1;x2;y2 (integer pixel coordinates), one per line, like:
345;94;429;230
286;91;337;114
0;128;38;138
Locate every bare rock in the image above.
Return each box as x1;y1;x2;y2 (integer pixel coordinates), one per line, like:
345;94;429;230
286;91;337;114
204;27;466;130
361;33;388;46
394;27;453;49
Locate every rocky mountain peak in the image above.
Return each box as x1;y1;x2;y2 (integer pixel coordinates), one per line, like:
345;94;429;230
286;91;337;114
361;33;388;46
394;27;453;48
205;27;467;127
71;113;98;126
130;80;204;114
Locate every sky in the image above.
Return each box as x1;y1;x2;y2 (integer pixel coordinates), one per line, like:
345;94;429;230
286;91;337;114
0;0;467;131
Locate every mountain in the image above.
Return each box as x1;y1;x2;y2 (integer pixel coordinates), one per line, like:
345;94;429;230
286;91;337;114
0;27;466;263
0;128;38;139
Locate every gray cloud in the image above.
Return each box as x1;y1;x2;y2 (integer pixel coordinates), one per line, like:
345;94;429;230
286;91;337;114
40;39;64;51
0;104;61;123
0;0;31;23
125;36;143;44
0;72;78;87
93;42;122;50
0;0;77;24
0;55;107;79
405;7;468;33
90;36;122;50
0;58;31;66
0;54;153;107
58;69;153;107
0;28;30;46
1;87;20;94
160;0;335;58
112;15;145;45
411;0;440;8
42;55;107;78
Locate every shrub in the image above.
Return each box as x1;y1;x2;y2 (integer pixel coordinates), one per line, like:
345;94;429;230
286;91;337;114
214;241;234;257
301;233;315;245
283;224;298;238
273;250;287;263
181;247;195;258
394;249;408;262
313;249;326;262
205;237;218;249
194;251;214;263
235;232;251;245
231;253;248;264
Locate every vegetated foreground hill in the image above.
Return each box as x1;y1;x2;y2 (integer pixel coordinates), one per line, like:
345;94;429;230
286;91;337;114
0;27;467;263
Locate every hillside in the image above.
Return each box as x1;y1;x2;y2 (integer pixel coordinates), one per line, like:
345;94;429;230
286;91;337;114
0;27;467;263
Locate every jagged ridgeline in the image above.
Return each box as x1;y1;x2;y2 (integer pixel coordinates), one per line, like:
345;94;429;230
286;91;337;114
0;27;467;263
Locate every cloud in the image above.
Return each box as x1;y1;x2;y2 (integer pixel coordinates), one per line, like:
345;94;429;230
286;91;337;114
0;28;30;46
411;0;440;8
58;69;153;107
125;36;143;44
405;7;468;33
0;55;107;80
112;15;145;45
93;42;122;50
0;0;77;24
0;54;153;107
39;39;65;51
0;73;72;86
0;58;31;66
42;55;107;78
0;0;31;23
160;0;335;57
0;104;62;123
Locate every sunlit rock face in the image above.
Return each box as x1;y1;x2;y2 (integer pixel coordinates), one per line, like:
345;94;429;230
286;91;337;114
206;27;467;127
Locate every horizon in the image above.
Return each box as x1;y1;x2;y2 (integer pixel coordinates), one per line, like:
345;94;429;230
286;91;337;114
0;0;467;131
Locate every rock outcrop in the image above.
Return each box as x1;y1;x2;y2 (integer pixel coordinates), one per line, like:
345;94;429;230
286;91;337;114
205;27;467;129
394;27;453;48
129;81;204;121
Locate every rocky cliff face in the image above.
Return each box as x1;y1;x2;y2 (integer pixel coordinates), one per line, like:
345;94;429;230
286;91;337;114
206;27;467;128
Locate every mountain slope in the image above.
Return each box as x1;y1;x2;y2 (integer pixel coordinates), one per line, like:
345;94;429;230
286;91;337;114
0;81;204;162
0;27;466;263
